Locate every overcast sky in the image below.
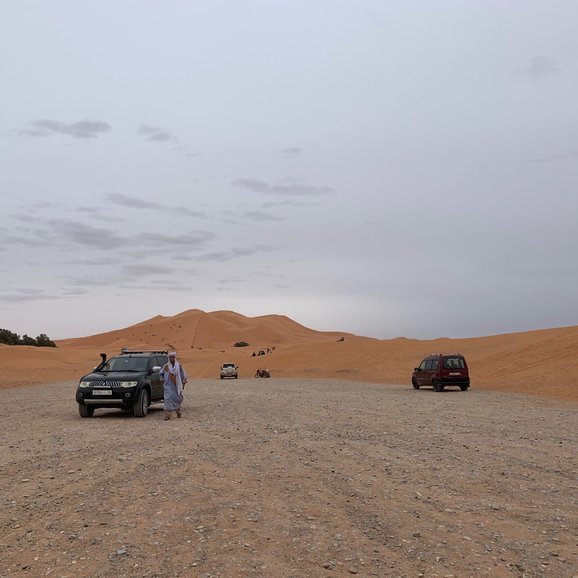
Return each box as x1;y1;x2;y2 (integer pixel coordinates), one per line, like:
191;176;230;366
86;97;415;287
1;1;577;340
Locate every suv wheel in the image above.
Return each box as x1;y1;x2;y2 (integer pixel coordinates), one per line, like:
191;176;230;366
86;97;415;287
133;388;149;418
78;403;95;418
433;380;443;392
412;378;420;390
460;384;469;391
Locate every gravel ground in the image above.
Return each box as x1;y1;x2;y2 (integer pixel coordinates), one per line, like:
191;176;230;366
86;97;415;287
1;379;577;578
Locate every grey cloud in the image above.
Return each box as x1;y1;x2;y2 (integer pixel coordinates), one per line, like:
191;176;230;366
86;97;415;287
528;152;578;164
136;230;216;247
173;205;205;218
20;119;111;139
145;282;191;291
106;193;161;210
198;244;275;262
61;288;89;296
60;257;111;266
150;277;198;286
244;210;284;222
64;273;122;287
198;251;235;263
105;193;205;218
137;124;177;142
170;255;196;262
13;214;47;224
123;264;174;276
138;125;162;135
48;219;126;249
63;272;183;290
77;206;125;223
217;277;246;285
231;244;276;256
39;217;214;253
279;147;304;157
148;131;173;142
232;177;334;196
0;290;61;303
1;230;52;248
261;199;321;208
13;288;43;295
29;201;58;210
521;56;559;79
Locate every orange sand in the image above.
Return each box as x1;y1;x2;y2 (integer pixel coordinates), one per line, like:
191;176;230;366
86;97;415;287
2;309;577;401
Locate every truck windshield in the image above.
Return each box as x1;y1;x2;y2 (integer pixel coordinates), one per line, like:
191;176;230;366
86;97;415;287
102;357;148;372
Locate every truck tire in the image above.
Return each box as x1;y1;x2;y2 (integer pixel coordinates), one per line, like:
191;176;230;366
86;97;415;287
133;388;149;417
78;403;95;418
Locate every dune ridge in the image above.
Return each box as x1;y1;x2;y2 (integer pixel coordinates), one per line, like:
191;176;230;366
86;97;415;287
2;309;577;400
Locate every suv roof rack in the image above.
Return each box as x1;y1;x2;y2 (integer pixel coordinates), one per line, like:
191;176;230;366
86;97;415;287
119;349;169;355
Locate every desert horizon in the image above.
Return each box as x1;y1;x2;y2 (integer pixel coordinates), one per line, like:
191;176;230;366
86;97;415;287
2;308;577;401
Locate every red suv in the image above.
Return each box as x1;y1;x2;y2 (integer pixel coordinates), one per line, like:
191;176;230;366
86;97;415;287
412;353;470;392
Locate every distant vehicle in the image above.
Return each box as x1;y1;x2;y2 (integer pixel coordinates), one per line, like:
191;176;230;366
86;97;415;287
220;363;238;379
75;350;169;417
412;353;470;392
255;368;270;378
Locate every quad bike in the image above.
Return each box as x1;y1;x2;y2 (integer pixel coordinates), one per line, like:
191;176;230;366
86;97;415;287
255;368;270;378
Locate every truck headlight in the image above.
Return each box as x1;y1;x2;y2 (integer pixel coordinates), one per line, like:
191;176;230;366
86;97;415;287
119;381;138;388
79;381;91;388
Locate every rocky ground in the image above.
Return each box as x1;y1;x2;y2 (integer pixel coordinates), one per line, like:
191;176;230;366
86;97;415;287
0;379;576;578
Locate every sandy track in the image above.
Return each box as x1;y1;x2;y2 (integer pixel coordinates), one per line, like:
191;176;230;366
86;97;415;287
1;379;576;578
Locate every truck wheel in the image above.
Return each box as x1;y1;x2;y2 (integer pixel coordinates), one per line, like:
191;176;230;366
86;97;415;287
133;388;149;417
78;403;95;418
433;380;443;392
460;385;469;391
412;378;420;390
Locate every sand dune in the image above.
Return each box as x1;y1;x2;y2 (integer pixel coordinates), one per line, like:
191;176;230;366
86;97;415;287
2;309;577;400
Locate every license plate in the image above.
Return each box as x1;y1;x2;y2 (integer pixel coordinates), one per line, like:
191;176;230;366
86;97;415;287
449;372;461;376
93;389;112;395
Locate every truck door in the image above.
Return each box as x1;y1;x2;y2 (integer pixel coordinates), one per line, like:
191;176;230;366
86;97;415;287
150;356;164;400
416;359;427;386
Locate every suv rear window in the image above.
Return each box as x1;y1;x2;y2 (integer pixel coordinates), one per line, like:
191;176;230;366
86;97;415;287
443;357;465;369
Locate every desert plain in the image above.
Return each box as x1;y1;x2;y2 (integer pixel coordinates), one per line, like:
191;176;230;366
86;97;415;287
1;309;577;578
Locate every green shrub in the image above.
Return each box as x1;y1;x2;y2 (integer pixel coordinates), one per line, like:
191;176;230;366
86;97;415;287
0;328;20;345
0;328;57;347
234;341;250;347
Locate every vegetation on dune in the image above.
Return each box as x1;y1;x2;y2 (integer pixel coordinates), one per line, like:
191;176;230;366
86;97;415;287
234;341;250;347
0;328;57;347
